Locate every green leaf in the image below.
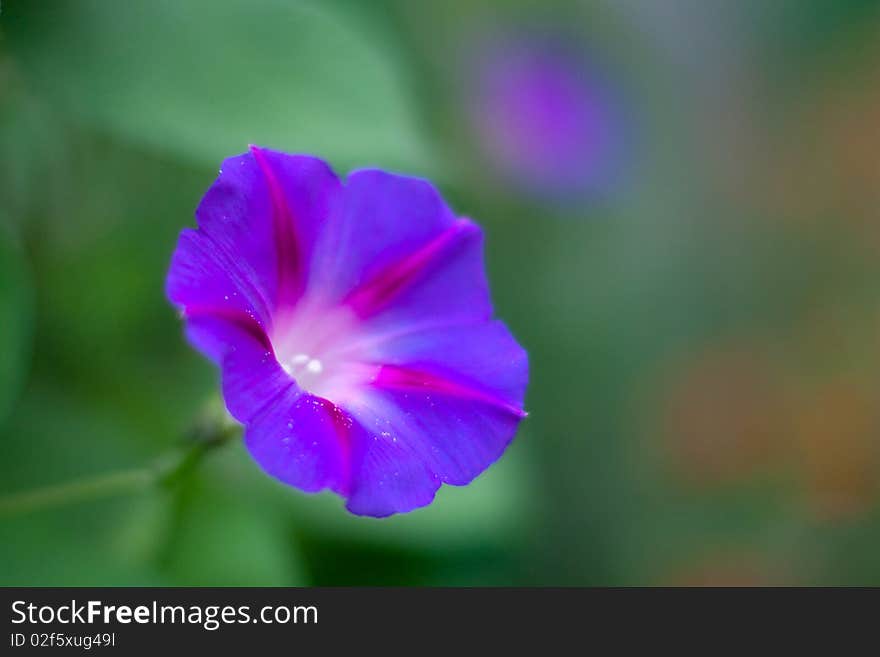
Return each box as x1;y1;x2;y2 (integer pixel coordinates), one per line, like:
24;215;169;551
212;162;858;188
0;228;31;426
162;473;307;586
0;508;167;586
5;0;435;175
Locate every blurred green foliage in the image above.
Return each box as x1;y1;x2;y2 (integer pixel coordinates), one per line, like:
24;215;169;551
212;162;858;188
4;0;435;175
0;226;29;421
1;0;879;586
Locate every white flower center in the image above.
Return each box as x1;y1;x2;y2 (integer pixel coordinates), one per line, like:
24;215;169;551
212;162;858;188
271;297;375;403
280;353;325;389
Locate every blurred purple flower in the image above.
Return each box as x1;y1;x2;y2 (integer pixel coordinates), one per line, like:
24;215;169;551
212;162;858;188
166;146;528;517
469;34;625;199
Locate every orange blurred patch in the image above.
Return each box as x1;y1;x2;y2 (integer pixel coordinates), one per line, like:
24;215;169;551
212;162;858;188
793;378;880;522
666;549;781;587
751;29;880;240
659;342;793;487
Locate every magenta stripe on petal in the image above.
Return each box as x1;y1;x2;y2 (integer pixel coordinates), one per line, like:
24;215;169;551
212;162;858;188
312;396;355;494
344;219;479;318
182;305;273;352
372;363;527;418
249;145;304;306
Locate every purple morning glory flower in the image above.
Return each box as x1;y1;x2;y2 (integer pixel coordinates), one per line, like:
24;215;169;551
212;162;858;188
468;32;626;199
166;146;528;517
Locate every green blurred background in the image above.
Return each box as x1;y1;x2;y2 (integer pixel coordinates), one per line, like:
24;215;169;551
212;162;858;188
1;0;879;586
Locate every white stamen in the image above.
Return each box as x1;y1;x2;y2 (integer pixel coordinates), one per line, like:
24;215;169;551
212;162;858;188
281;353;324;379
269;300;371;403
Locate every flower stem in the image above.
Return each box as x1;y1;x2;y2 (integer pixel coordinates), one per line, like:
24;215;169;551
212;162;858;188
0;414;240;517
0;467;157;516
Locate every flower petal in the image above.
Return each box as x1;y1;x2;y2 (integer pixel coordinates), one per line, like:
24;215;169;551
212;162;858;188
347;219;492;334
339;321;527;516
166;149;342;331
309;170;453;296
167;226;273;333
343;386;523;516
187;313;349;494
343;414;441;517
367;320;528;410
308;171;491;328
244;392;351;495
247;146;342;309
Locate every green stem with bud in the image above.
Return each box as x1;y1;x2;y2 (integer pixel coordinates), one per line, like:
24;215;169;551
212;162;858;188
0;404;239;517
